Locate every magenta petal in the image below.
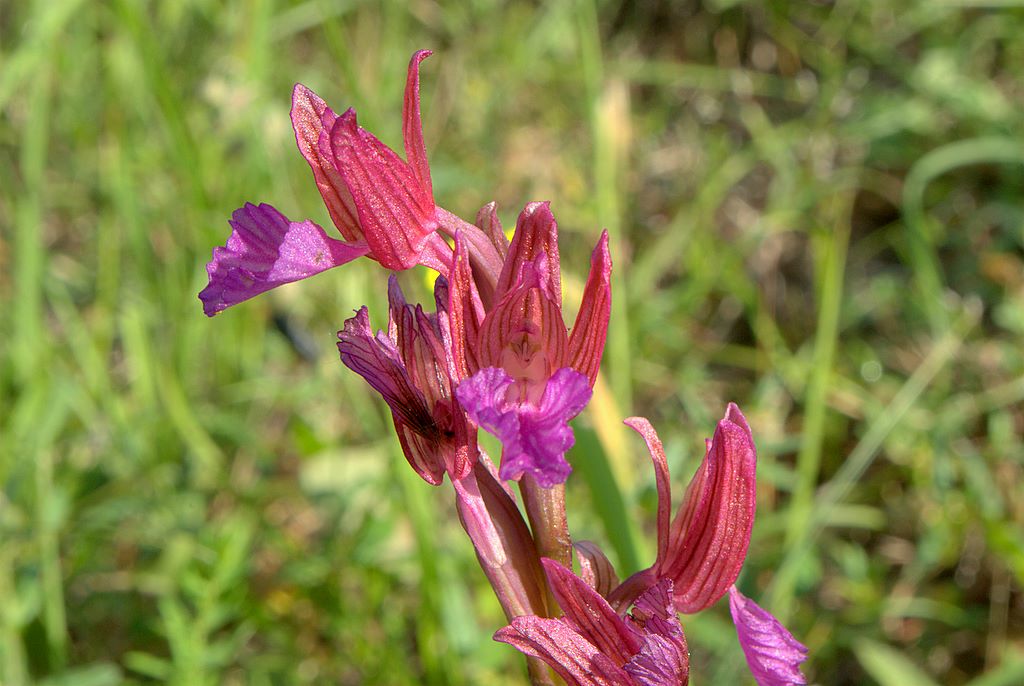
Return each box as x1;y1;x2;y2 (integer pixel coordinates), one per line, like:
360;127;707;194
624;581;690;686
497;202;562;305
457;367;591;488
574;541;620;598
199;203;368;316
402;50;433;198
448;231;484;380
515;367;592;486
494;617;632;686
624;635;689;686
568;230;612;386
729;586;808;686
623;417;672;569
455;367;521;448
329;109;437;270
629;580;686;647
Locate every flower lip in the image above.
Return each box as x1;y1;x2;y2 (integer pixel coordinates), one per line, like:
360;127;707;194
456;366;591;488
495;560;690;686
729;585;808;686
199;202;368;316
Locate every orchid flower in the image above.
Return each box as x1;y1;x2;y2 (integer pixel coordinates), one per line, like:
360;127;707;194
336;274;474;484
610;405;756;613
495;558;689;686
200;50;450;316
601;406;806;684
198;46;809;686
456;202;612;488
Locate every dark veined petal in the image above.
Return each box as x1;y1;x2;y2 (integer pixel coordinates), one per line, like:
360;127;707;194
448;231;484;380
393;420;446;486
290;85;362;241
729;586;807;686
629;580;686;646
568;230;612;386
337;307;444;483
328;109;437;270
494;617;633;686
476;201;509;260
542;559;643;667
477;252;569;374
660;403;757;613
623;634;689;686
402;49;433;199
199;203;368;316
622;417;672;568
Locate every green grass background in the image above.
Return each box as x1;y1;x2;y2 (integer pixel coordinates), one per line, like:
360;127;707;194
3;0;1024;684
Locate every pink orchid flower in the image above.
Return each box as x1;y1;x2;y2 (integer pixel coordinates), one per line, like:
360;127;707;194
498;407;807;685
603;406;806;685
495;558;689;686
200;50;450;316
611;405;757;613
456;202;612;487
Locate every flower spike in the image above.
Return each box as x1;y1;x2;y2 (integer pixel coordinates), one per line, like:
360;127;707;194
458;202;611;488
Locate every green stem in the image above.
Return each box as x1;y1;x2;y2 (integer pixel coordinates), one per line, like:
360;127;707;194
520;476;572;573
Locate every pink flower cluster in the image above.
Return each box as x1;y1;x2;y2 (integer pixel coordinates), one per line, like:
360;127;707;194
200;51;807;686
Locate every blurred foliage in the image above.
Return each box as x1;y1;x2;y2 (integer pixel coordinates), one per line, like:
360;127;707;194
2;0;1024;684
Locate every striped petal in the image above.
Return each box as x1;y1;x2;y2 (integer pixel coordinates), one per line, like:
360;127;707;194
497;202;562;305
661;403;757;613
494;617;632;686
290;85;362;241
402;50;433;198
568;230;612;386
329;109;437;270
